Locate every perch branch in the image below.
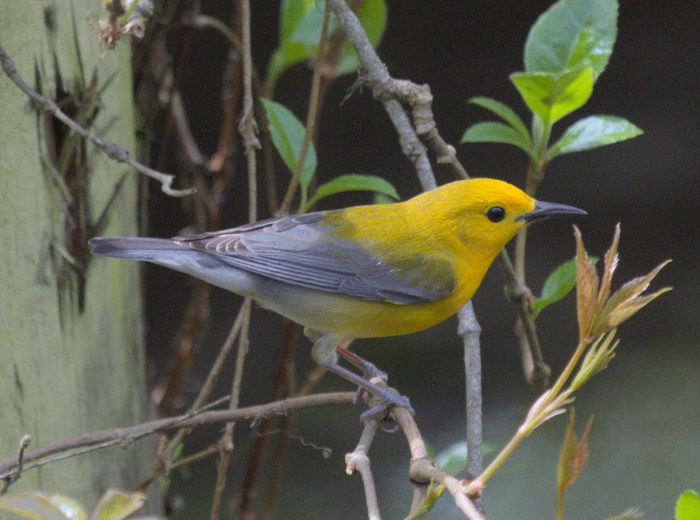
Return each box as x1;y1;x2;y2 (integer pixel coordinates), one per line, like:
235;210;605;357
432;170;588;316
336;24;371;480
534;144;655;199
457;301;483;506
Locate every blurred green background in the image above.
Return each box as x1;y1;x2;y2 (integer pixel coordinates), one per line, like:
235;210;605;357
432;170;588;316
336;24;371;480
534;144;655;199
139;1;699;518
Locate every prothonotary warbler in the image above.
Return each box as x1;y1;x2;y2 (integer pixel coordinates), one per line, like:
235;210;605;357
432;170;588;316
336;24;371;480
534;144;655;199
90;178;585;416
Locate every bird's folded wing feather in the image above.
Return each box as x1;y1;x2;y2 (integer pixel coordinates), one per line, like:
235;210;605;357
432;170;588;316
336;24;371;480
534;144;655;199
175;213;455;305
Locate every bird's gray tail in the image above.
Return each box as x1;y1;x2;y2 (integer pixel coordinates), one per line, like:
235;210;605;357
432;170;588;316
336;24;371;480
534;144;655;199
89;237;182;261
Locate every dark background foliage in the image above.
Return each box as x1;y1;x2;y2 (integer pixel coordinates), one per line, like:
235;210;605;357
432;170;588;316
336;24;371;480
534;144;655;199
139;1;699;518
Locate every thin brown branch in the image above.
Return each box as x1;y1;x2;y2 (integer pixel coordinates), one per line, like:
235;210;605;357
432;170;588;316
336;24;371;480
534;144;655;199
170;89;206;167
182;300;245;419
258;423;288;520
190;12;278;215
326;0;436;191
499;249;550;388
276;2;331;216
326;5;487;516
0;41;194;197
193;14;242;51
130;306;248;492
157;281;212;416
515;164;545;282
295;365;328;397
511;164;550;388
237;0;261;183
210;0;259;515
240;321;300;520
210;297;251;520
168;444;221;473
0;393;355;483
191;14;243;177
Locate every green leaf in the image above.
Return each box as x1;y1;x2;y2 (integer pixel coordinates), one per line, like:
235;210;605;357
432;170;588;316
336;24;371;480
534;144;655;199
335;0;388;75
525;0;618;79
548;115;643;159
265;0;387;89
677;490;700;520
289;3;326;45
92;490;145;520
265;0;320;90
461;122;534;157
510;67;593;124
532;256;599;319
0;493;86;520
261;98;317;200
467;96;531;142
301;174;398;212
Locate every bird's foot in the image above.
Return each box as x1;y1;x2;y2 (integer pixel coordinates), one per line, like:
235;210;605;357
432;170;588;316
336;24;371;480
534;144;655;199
319;358;414;423
359;394;414;424
358;378;414;424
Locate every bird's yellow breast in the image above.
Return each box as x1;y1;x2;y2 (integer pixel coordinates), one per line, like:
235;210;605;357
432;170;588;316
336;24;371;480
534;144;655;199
279;182;519;338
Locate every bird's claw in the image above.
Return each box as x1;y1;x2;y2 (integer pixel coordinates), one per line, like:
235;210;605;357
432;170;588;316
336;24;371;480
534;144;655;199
353;387;368;406
358;390;414;424
360;402;389;424
391;393;415;416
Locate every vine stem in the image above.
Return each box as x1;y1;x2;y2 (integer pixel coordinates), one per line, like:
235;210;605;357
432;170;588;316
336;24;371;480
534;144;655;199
210;0;259;516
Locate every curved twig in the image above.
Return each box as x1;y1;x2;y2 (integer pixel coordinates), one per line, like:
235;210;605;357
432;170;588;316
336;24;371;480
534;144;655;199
0;41;195;197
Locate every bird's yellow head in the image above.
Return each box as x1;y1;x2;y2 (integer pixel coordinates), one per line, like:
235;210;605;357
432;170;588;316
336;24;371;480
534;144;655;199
413;178;585;258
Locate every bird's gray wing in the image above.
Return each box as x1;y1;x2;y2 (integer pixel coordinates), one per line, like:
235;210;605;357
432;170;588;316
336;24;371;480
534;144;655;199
175;212;455;305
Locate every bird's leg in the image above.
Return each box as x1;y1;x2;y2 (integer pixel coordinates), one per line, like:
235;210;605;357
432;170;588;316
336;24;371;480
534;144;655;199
307;330;414;419
335;345;389;410
336;346;388;383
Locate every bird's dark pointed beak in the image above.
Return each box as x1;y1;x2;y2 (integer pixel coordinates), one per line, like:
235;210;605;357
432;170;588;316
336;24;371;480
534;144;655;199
518;200;587;223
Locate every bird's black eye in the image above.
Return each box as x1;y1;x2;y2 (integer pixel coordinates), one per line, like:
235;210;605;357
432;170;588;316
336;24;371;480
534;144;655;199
486;206;506;223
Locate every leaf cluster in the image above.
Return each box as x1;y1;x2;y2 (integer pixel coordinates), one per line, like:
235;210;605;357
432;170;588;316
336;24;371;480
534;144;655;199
262;1;398;213
461;0;641;167
265;0;386;92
